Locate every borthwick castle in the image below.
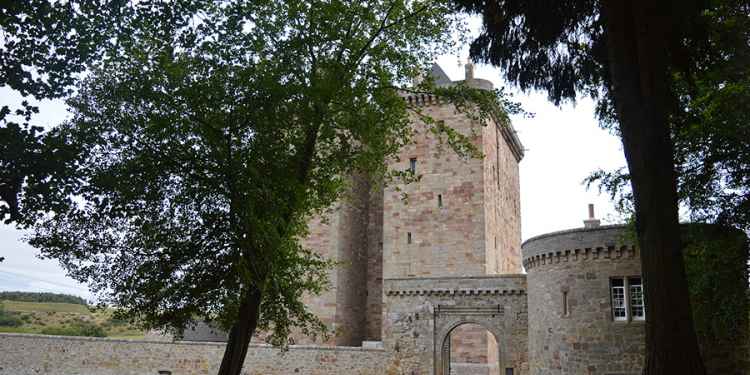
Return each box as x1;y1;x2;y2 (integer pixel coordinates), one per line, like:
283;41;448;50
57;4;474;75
1;64;746;375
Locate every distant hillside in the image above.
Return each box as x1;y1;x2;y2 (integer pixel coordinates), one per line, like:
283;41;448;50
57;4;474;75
0;300;144;339
0;291;88;305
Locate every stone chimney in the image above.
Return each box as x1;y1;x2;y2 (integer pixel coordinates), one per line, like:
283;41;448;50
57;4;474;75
583;203;601;228
465;59;474;81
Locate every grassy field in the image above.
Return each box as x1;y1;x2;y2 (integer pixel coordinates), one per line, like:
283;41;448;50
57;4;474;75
0;300;144;338
2;300;90;314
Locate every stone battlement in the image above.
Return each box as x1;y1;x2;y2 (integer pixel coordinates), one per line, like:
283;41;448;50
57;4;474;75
384;275;527;297
522;245;638;270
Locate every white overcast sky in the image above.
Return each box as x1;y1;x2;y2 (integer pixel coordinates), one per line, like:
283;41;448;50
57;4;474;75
0;21;628;300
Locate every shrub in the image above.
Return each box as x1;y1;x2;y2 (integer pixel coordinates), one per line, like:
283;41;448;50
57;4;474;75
41;321;106;337
0;304;22;327
0;314;22;327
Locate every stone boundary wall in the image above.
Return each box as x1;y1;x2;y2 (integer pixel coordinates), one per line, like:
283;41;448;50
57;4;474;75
0;333;389;375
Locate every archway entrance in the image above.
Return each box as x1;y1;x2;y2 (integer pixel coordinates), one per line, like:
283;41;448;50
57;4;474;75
384;276;528;374
444;323;499;375
434;305;506;375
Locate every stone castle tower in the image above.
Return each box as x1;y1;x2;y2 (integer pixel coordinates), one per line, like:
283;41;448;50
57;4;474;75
301;63;524;348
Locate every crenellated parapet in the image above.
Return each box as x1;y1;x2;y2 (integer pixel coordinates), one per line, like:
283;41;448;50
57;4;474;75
521;224;636;269
385;287;526;297
384;275;527;297
522;244;638;270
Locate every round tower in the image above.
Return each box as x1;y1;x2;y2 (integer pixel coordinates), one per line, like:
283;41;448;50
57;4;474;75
522;207;644;375
523;205;749;375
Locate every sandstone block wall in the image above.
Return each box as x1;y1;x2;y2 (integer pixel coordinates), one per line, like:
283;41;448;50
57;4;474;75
526;249;645;374
382;276;529;375
300;176;378;346
482;118;523;275
331;176;370;345
0;333;389;375
365;184;384;341
449;324;498;375
524;224;750;375
300;210;339;343
523;225;646;375
381;90;523;371
383;102;487;278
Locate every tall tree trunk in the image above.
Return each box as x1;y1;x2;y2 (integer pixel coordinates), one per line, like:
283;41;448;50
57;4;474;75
217;287;262;375
602;1;706;374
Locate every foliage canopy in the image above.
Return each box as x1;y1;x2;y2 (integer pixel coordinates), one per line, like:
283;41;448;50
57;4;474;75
27;1;509;359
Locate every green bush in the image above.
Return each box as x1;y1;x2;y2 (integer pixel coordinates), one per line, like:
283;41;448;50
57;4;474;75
107;316;128;326
683;224;749;343
41;321;106;337
0;304;22;327
0;314;22;327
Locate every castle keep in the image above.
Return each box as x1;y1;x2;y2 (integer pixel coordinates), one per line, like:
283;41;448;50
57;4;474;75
1;64;746;375
298;63;524;357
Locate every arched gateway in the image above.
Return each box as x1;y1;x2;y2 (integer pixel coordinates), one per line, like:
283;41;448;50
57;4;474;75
436;306;505;375
383;275;529;375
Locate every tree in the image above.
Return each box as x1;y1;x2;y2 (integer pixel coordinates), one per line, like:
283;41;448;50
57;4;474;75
587;0;750;234
1;0;125;98
0;1;127;226
0;106;82;226
28;1;504;374
453;0;746;373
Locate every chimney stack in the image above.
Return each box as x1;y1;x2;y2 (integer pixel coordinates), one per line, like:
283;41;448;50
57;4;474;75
584;203;601;228
465;59;474;81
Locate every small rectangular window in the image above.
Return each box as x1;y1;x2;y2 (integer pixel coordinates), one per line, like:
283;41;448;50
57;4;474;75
629;277;645;320
505;368;514;375
407;232;412;244
611;278;627;321
437;194;443;207
409;158;417;174
563;291;569;317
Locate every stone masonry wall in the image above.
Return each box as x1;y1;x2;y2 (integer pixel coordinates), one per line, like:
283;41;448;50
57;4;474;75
299;175;374;346
524;226;645;375
381;100;492;372
365;184;385;341
382;276;529;375
482;120;522;275
382;101;487;278
524;224;750;375
526;248;645;375
0;333;389;375
332;175;370;345
300;209;339;344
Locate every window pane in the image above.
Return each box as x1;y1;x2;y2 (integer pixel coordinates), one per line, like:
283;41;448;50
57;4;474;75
611;278;627;320
629;277;645;320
